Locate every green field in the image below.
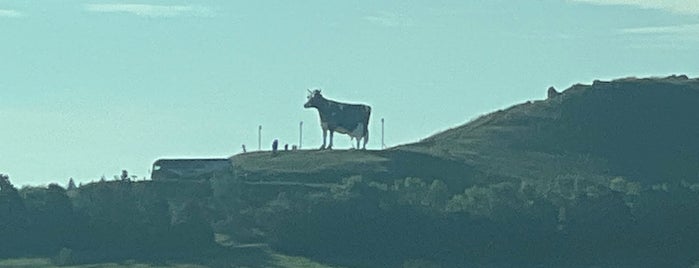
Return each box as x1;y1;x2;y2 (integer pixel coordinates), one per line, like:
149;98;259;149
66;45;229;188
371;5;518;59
0;254;342;268
0;258;204;268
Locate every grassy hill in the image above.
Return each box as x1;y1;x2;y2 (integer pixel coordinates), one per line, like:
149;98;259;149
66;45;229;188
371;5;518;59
232;75;699;191
217;75;699;267
5;75;699;267
401;75;699;184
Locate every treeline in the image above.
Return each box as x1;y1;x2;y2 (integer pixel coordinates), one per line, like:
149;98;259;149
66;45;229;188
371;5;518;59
212;174;699;267
5;169;699;267
0;174;216;264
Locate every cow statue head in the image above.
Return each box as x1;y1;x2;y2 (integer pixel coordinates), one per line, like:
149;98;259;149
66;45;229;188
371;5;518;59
304;89;324;108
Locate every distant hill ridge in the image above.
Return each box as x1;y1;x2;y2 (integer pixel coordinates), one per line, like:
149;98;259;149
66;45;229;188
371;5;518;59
399;74;699;184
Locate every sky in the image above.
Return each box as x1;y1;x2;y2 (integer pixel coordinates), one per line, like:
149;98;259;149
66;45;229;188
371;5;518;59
1;0;698;186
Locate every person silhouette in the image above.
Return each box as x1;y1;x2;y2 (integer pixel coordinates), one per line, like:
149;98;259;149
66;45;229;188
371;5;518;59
272;139;279;156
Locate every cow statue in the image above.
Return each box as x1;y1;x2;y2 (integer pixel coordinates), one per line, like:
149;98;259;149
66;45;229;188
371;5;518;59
304;89;371;150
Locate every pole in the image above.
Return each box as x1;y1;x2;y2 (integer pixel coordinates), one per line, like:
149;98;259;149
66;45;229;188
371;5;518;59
299;121;303;149
381;118;385;149
258;125;262;151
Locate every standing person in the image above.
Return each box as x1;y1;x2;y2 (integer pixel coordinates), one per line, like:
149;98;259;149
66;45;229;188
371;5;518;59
272;139;279;156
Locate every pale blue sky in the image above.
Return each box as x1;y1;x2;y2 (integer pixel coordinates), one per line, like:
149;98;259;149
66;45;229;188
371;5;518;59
1;0;698;186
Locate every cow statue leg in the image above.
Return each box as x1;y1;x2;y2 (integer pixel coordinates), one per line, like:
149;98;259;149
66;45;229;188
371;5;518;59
362;129;369;150
320;129;327;150
327;130;334;150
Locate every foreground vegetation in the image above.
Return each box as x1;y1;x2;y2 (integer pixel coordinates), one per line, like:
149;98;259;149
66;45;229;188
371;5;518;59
212;170;699;267
0;173;344;268
5;169;699;267
0;174;216;265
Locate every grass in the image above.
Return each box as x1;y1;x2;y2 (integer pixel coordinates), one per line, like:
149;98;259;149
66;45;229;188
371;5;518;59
270;254;345;268
0;255;342;268
0;258;206;268
1;235;341;268
231;149;390;185
232;150;389;174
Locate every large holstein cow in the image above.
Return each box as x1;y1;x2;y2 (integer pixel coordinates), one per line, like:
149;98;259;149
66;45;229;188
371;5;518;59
304;89;371;150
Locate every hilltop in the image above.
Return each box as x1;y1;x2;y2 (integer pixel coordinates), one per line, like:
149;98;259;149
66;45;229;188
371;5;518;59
403;75;699;182
233;75;699;189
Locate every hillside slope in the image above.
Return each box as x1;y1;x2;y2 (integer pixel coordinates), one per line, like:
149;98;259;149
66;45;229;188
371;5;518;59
399;75;699;185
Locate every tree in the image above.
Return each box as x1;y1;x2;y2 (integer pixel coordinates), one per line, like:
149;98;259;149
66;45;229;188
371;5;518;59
19;184;77;255
168;200;215;256
0;174;28;257
67;178;77;191
0;173;14;191
120;170;129;181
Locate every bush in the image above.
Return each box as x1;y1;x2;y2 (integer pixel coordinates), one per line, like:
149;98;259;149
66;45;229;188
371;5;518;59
0;174;28;257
